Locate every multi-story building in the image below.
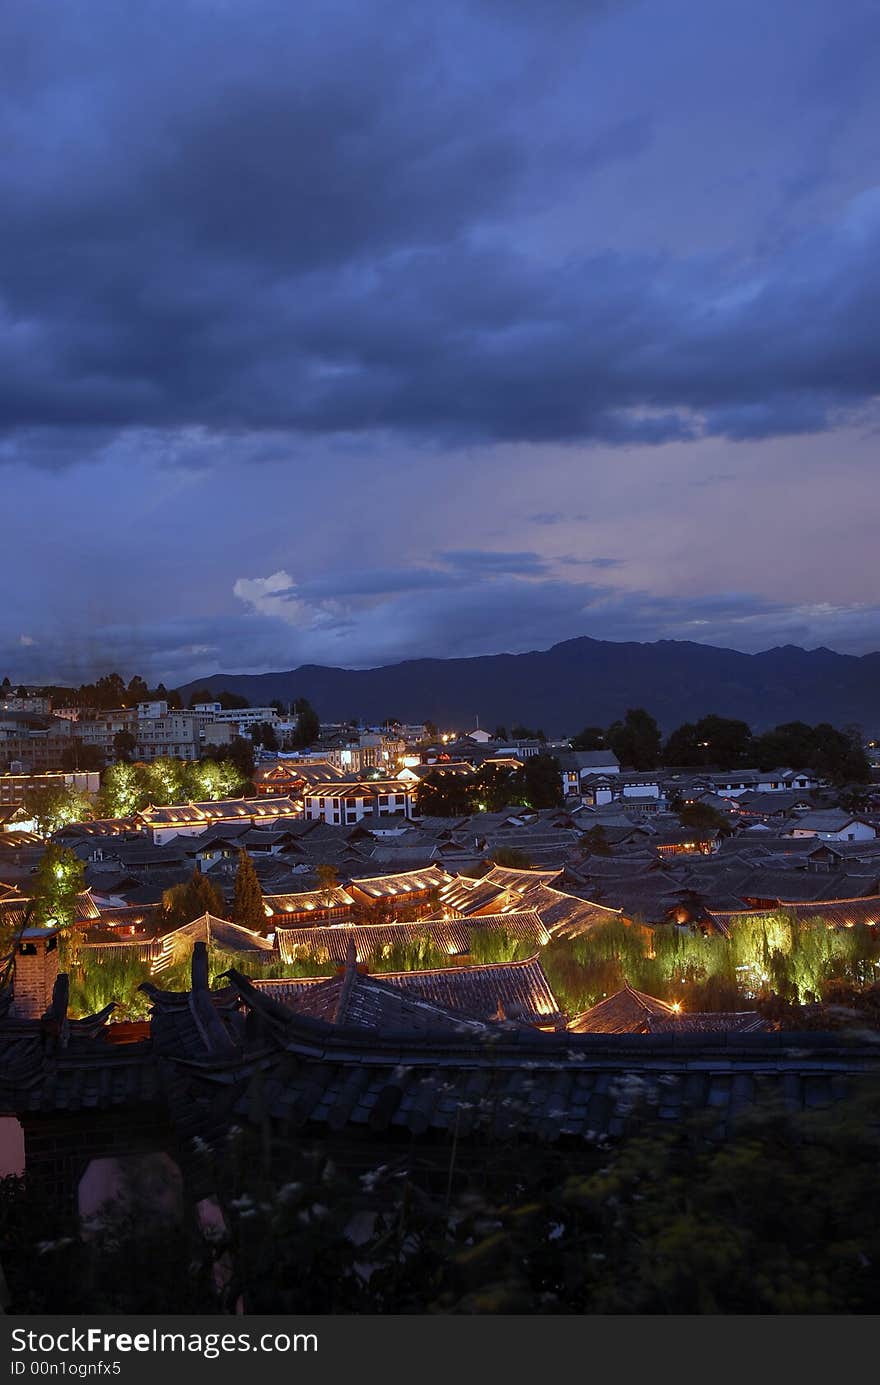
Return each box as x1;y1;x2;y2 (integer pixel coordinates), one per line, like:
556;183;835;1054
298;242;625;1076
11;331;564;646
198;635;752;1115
193;703;280;731
0;695;52;715
75;709;138;757
0;769;100;805
134;704;203;761
303;777;418;826
0;713;74;772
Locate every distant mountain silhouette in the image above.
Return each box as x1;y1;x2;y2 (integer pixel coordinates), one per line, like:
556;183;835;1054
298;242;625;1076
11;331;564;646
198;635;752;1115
176;637;880;736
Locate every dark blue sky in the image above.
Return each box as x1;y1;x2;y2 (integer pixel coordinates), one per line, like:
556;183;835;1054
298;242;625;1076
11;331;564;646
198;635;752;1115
4;0;880;684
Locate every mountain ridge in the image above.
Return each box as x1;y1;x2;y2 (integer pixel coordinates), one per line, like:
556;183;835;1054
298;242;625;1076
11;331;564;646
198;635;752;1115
176;637;880;736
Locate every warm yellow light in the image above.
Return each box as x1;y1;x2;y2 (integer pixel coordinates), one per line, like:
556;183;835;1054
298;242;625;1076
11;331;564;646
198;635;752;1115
671;1001;682;1013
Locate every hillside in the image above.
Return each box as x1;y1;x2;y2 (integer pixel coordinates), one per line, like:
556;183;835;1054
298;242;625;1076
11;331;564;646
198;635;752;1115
176;638;880;736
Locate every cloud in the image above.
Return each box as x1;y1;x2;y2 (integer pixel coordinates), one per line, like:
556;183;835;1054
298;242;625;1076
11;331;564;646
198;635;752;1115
0;0;878;465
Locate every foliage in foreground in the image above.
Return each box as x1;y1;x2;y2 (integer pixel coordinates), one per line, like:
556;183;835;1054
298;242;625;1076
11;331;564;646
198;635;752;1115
5;1082;880;1313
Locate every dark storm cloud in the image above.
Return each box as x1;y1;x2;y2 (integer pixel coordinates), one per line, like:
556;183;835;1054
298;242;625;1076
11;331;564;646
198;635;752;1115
1;0;879;463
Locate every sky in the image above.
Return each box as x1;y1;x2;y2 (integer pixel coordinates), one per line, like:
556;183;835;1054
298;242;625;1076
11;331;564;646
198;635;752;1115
3;0;880;687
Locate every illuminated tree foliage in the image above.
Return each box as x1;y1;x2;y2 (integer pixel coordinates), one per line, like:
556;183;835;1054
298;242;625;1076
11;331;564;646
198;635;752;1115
23;784;94;838
30;844;86;930
542;913;880;1015
97;757;248;817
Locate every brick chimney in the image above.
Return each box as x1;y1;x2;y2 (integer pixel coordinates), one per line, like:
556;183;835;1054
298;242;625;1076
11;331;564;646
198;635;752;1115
11;926;61;1020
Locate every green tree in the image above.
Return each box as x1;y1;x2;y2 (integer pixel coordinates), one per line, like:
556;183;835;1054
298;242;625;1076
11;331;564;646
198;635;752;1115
188;688;217;708
126;676;149;702
606;708;661;770
677;801;733;836
515;753;563;809
315;863;340;903
98;760;148;817
662;721;702;766
291;698;320;748
218;690;251;710
144;757;187;805
232;850;267;933
93;673;127;709
160;869;226;927
23;784;93;838
113;729;138;762
252;722;279;752
59;740;105;772
570;726;606;751
752;720;814;770
691;714;752;769
30;844;86;929
415;770;475;818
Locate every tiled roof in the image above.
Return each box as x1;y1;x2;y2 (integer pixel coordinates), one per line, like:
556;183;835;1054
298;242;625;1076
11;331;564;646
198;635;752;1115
255;952;563;1028
348;865;450;897
0;889;100;928
275;909;549;965
569;983;765;1034
481;864;565;892
708;894;880;932
516;882;623;936
264;886;355;916
437;875;509;915
158;912;276;957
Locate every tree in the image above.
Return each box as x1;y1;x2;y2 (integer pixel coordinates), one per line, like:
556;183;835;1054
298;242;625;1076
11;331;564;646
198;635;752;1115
188;688;217;708
23;785;93;838
201;738;255;781
113;729;138;762
291;698;320;749
752;721;815;771
270;699;288;716
677;802;733;836
144;757;187;805
515;753;563;809
160;869;225;928
606;708;661;770
30;844;85;929
415;770;475;818
126;676;149;702
94;673;127;709
492;725;509;742
662;715;753;769
511;724;546;742
218;691;250;711
252;722;279;752
60;741;105;772
315;863;340;903
661;721;702;766
232;850;267;933
98;760;148;817
809;723;871;785
570;726;606;751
